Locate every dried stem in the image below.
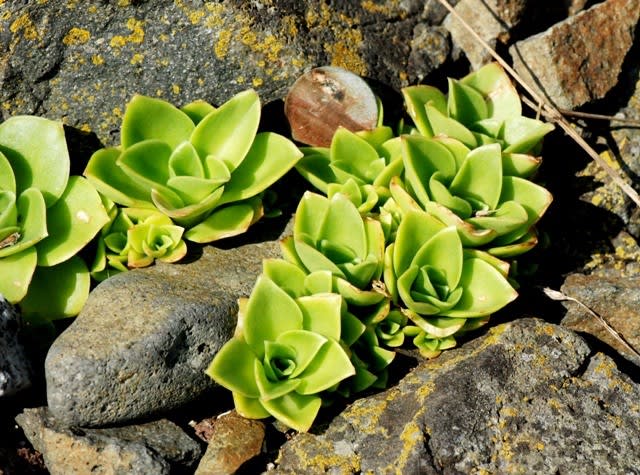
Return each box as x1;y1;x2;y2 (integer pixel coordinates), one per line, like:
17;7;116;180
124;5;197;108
436;0;640;209
543;288;640;360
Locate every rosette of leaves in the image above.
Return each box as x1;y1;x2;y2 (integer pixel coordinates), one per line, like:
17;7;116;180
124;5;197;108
91;204;187;281
384;209;517;355
84;90;302;243
295;126;404;214
0;116;109;320
393;137;552;257
402;62;555;155
206;273;355;432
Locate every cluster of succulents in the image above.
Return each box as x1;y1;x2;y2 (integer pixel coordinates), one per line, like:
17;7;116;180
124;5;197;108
207;63;554;431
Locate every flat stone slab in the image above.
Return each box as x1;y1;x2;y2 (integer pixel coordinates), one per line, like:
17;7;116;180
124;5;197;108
273;318;640;474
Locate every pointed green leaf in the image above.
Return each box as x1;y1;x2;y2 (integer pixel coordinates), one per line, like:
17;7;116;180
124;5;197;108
467;200;528;235
180;100;215;125
262;258;308;298
122;95;195;149
191;89;260;171
497;176;552;239
393;210;445;275
319;193;367;258
502;152;541;177
168;141;205;178
206;338;260;397
435;137;471;170
184;202;255;242
0;151;16;193
448;78;488;124
0;247;37;304
296;339;355;395
488;229;539;258
117;140;173;194
294;191;330;242
233;392;270;419
450;143;502;209
428;174;473;218
397;266;440;315
295;148;334;193
425;104;477;148
0;188;48;258
296;293;342;341
277;330;328;378
151;186;223;227
261;392;322;432
412;226;462;290
293;239;345;277
330;127;382;182
19;255;90;321
401;85;447;136
502;117;555;154
0;116;69;206
303;270;333;294
218;132;302;205
460;63;521;120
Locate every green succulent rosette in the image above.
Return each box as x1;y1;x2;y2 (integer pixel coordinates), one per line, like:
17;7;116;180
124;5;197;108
393;138;552;257
402;62;555;155
206;273;355;432
91;204;187;281
84;90;302;243
0;116;109;320
384;209;517;355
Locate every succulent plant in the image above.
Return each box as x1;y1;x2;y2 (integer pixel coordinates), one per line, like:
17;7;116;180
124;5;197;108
402;63;555;155
281;191;387;306
384;208;517;353
0;116;109;320
393;138;552;257
206;273;355;432
84;90;302;243
91;203;187;281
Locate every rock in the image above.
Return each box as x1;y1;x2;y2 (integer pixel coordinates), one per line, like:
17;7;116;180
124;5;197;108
510;0;640;110
45;238;280;427
1;0;452;147
444;0;529;69
561;273;640;366
0;296;31;397
273;318;640;474
15;407;201;475
195;411;266;475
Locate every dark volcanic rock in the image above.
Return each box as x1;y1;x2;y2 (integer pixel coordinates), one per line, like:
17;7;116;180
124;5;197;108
273;318;640;474
16;407;200;475
0;296;31;397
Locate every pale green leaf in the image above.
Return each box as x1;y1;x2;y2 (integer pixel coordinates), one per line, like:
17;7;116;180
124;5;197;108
184;202;254;243
206;338;260;397
261;392;322;432
0;246;37;303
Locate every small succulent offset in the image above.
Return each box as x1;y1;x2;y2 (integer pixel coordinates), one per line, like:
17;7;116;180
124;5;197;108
84;90;302;243
206;273;354;432
91;202;187;281
0;116;109;320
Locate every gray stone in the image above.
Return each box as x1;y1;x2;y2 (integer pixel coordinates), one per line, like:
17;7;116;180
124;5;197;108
1;0;452;147
444;0;529;69
45;238;280;427
273;318;640;474
195;411;266;475
561;273;640;366
15;407;201;475
0;295;31;397
510;0;640;109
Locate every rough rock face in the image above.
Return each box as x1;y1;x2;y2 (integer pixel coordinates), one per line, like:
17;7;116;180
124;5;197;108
510;0;640;109
16;407;201;475
0;296;31;397
273;318;640;474
45;238;280;427
1;0;453;147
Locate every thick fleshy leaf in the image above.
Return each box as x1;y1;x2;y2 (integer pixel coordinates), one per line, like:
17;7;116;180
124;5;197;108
261;392;322;432
244;275;304;358
445;258;517;318
180;100;216;125
295;149;335;193
405;311;466;338
277;330;328;378
412;226;462;290
388;178;422;214
320;193;367;259
0;188;48;258
191;89;260;171
449;143;502;210
488;229;539;258
117;140;173;195
330;127;382;183
448;78;488;124
383;244;398;303
425;104;477;148
36;176;110;267
393;210;445;275
255;360;301;400
218;132;302;205
0;246;37;303
293;239;345;277
357;126;394;151
463;249;510;277
334;276;387;306
428;175;473;218
151;186;223;226
471;118;503;138
168;141;205;178
436;137;471;171
397;266;440;315
295;191;330;242
0;151;16;193
232;392;270;419
502;152;541;178
296;338;355;394
206;338;260;397
84;148;153;208
157;240;187;263
303;270;333;294
402;136;457;195
167;176;224;204
121;95;195;149
467;200;529;236
460;63;521;120
19;255;90;320
296;294;342;341
421;201;496;246
401;85;447;136
0;116;69;206
502;117;555;154
262;258;308;298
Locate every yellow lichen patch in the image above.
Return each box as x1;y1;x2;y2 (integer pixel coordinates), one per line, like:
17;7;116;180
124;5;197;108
87;5;97;14
79;123;92;133
62;27;91;46
10;12;40;42
236;76;246;84
110;18;145;49
1;9;11;21
117;0;130;6
281;15;298;36
252;77;263;88
188;10;205;24
171;84;181;95
91;54;104;65
112;106;123;118
215;30;231;59
130;53;144;65
324;29;367;76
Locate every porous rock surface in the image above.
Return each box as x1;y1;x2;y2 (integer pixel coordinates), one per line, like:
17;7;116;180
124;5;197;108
0;296;31;397
45;239;280;427
510;0;640;109
15;407;201;475
273;318;640;474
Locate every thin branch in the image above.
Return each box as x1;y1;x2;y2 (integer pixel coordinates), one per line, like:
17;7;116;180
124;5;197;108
436;0;640;209
557;109;640;126
543;288;640;360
